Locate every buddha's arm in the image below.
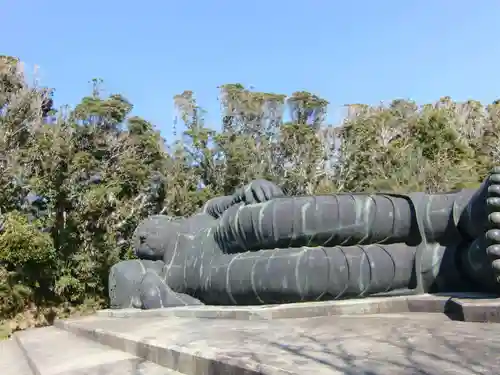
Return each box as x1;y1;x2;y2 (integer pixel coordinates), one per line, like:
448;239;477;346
214;194;418;254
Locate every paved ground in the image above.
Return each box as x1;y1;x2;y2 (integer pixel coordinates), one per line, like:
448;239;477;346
57;312;500;374
4;294;500;375
0;338;32;375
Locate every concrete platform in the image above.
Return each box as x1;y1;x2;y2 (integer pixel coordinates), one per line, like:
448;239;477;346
94;293;500;322
0;338;32;375
3;326;185;374
6;293;500;374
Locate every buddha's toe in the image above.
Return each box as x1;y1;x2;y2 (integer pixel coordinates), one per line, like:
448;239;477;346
486;192;500;280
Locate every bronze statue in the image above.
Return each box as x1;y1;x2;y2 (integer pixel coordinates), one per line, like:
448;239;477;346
109;169;500;309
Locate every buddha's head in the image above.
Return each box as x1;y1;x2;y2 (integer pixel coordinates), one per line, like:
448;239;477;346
133;215;182;261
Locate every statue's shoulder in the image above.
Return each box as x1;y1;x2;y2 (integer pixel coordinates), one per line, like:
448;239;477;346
181;213;216;234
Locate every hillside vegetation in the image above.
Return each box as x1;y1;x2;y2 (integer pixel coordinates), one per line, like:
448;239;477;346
0;56;495;336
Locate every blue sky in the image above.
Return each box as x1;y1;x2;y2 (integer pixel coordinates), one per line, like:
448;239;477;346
3;1;500;142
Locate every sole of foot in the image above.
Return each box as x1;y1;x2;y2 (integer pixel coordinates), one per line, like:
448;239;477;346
485;167;500;281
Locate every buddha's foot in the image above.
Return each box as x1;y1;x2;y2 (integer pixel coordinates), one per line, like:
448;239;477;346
486;169;500;282
459;171;500;292
461;167;500;239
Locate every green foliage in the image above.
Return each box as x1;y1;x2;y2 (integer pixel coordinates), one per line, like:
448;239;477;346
0;57;499;334
0;213;55;319
0;59;170;323
0;265;33;319
0;212;55;266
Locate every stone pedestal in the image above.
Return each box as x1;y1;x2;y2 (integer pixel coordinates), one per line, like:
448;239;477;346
3;293;500;374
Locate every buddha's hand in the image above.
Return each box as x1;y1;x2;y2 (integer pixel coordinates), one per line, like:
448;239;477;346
232;179;285;205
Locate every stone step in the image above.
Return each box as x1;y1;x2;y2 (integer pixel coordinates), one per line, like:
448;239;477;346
0;338;33;375
14;326;185;375
55;310;500;375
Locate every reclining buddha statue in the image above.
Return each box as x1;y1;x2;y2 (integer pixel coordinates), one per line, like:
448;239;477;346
108;168;500;309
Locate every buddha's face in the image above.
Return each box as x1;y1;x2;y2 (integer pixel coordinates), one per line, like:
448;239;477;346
133;215;181;261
